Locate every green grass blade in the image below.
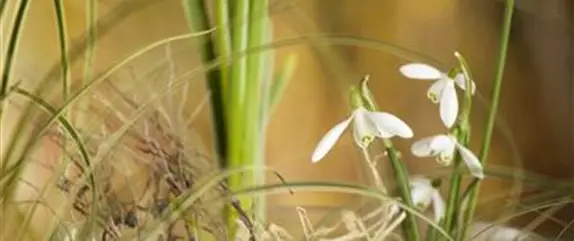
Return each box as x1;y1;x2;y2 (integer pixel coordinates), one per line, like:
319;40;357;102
0;0;30;129
460;1;516;239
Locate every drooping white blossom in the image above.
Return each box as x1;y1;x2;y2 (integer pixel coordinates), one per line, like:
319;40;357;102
311;107;413;163
411;134;484;179
399;63;476;128
409;176;446;222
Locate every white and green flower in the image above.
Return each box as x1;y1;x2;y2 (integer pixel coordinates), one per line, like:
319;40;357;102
409;176;445;222
411;134;484;179
399;63;476;128
311;106;413;163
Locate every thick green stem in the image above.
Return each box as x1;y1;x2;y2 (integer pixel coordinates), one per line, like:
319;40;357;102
182;0;227;165
227;0;252;236
244;0;270;222
459;0;515;240
213;0;232;111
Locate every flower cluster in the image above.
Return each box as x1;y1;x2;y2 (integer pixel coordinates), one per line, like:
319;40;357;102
310;53;484;223
311;59;483;179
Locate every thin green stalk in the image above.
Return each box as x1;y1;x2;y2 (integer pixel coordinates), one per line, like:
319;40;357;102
77;1;98;237
459;0;515;240
441;61;476;237
244;0;270;222
440;129;467;235
358;78;420;241
76;0;96;124
54;0;70;102
0;0;30;132
384;142;421;241
437;52;477;240
54;0;71;155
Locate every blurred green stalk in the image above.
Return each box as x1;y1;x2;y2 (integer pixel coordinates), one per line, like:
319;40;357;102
183;0;275;238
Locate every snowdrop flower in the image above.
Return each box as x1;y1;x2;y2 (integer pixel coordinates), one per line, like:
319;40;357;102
399;63;476;128
409;176;445;222
311;106;413;163
411;134;484;179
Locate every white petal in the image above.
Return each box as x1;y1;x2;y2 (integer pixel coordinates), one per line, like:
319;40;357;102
426;78;448;103
411;183;432;207
411;135;454;157
455;143;484;179
399;63;442;80
366;111;414;138
439;81;459;128
454;73;476;95
352;107;377;147
311;116;353;163
431;191;446;222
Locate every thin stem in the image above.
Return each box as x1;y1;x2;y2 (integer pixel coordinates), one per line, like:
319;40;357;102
360;147;387;193
0;0;30;130
384;140;421;241
441;53;476;238
459;0;515;240
54;0;71;102
77;0;96;125
440;130;467;236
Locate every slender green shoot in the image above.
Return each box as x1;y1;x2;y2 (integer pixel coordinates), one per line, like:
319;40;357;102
460;0;516;240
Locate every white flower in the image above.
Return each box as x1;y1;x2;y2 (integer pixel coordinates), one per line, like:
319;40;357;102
311;106;413;163
411;134;484;179
409;176;445;222
399;63;476;128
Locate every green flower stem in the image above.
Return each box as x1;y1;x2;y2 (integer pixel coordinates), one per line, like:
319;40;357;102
440;53;476;238
357;78;420;241
459;0;515;240
384;140;421;241
440;129;467;236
